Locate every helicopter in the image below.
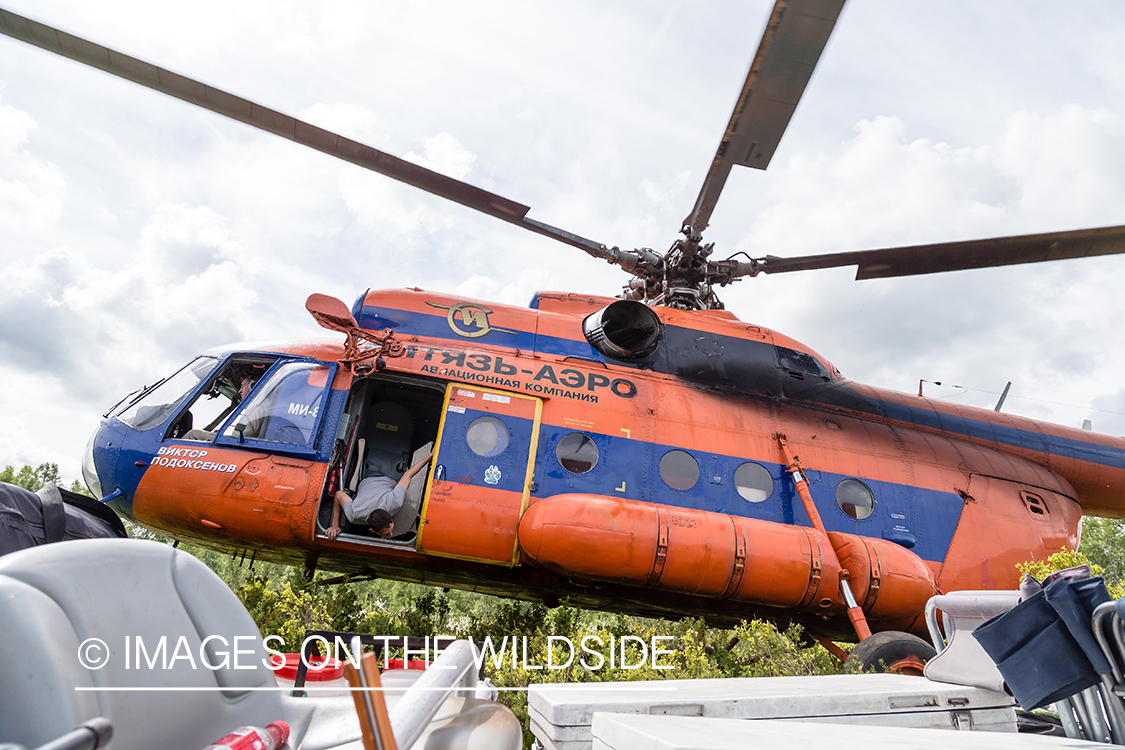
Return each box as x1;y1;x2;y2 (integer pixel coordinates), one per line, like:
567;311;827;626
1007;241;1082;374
7;1;1125;665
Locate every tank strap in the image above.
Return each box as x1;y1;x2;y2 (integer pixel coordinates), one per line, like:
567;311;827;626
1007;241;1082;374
797;529;825;610
646;505;670;587
721;518;747;599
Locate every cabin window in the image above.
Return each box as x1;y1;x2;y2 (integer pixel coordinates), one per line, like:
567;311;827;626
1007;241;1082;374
116;356;219;431
556;432;599;474
836;478;875;519
660;450;699;491
222;362;331;445
734;462;773;503
466;416;510;457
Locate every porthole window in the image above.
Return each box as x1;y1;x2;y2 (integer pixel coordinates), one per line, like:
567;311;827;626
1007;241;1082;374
660;450;699;491
836;478;875;520
557;432;599;474
734;462;773;503
466;416;509;457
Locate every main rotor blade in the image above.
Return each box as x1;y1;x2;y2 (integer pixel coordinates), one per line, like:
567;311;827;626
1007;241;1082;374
0;7;619;263
753;225;1125;279
683;0;845;235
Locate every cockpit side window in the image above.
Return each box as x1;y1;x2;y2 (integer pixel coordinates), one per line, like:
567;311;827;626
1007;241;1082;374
168;356;278;441
116;357;219;431
220;361;334;448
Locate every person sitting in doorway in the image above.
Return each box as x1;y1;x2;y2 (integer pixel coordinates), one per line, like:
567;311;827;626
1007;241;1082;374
326;449;432;540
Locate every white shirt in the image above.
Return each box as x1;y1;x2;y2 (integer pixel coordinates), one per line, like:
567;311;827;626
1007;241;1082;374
343;476;405;524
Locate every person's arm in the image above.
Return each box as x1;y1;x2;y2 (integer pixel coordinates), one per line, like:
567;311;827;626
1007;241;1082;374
326;490;351;541
395;450;433;489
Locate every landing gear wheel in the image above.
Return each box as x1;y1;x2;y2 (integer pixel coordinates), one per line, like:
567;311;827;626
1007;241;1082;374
843;631;936;675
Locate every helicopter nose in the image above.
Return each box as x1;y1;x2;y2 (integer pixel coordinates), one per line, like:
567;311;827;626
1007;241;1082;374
83;419;124;511
81;430;103;498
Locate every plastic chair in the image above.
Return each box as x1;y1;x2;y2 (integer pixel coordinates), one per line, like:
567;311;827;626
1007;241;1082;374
0;539;362;750
923;590;1020;693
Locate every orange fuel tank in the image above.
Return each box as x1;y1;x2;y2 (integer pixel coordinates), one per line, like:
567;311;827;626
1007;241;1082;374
828;531;938;629
519;495;846;612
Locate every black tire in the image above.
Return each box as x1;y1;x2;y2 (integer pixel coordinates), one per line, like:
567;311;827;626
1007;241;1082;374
843;631;936;674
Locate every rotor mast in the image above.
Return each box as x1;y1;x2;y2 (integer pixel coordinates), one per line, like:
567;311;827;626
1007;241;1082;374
624;0;846;309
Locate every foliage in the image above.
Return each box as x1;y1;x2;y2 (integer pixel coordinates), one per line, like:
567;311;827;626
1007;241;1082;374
1079;518;1125;583
1018;547;1125;599
1;462;62;492
173;544;841;748
1017;548;1093;582
1;461;93;496
152;529;844;748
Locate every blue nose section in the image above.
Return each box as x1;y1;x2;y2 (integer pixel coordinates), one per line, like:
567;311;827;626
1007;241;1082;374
86;418;135;518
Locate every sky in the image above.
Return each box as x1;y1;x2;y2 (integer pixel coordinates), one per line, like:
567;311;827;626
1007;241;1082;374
2;0;1125;487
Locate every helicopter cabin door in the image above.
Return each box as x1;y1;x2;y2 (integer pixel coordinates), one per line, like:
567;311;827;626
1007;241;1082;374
418;384;542;566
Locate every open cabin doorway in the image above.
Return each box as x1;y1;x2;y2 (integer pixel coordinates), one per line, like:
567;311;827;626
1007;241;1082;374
317;372;445;545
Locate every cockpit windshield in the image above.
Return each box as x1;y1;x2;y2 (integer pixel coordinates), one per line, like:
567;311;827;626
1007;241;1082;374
115;357;219;431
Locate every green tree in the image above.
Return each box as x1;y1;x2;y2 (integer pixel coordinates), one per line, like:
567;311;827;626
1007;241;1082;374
0;462;62;492
1079;517;1125;583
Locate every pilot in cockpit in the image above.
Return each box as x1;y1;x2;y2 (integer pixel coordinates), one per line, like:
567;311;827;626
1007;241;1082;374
179;376;255;442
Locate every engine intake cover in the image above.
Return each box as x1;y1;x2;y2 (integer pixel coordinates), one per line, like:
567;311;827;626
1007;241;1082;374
583;300;661;359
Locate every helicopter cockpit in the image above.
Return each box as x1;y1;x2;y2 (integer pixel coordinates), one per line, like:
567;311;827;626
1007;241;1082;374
135;354;333;453
86;350;341;507
113;356;222;435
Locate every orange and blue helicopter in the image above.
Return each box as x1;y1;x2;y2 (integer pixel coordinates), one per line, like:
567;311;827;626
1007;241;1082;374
8;0;1125;667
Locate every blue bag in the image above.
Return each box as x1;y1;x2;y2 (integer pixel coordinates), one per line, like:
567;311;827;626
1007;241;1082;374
974;576;1111;710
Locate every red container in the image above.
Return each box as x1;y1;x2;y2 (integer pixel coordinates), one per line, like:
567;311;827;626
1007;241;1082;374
203;720;289;750
270;653;346;681
384;658;429;671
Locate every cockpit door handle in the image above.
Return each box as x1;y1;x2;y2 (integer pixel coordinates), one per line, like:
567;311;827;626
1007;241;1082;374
434;464;446;482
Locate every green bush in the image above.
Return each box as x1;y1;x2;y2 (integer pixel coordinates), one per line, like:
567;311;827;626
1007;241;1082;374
1018;547;1125;599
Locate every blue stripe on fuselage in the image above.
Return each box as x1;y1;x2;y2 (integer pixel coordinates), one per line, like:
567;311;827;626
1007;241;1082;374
863;395;1125;470
533;424;961;563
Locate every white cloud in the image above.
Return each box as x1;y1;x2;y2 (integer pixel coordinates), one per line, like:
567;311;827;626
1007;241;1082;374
404;132;477;182
0;96;64;229
640;170;694;207
298;102;386;145
0;97;35;149
91;206;117;225
0;203;259;410
135;204;249;281
992;106;1125;222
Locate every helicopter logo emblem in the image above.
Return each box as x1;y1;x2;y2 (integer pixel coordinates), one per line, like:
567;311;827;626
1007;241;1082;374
484;465;501;485
427;301;517;339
